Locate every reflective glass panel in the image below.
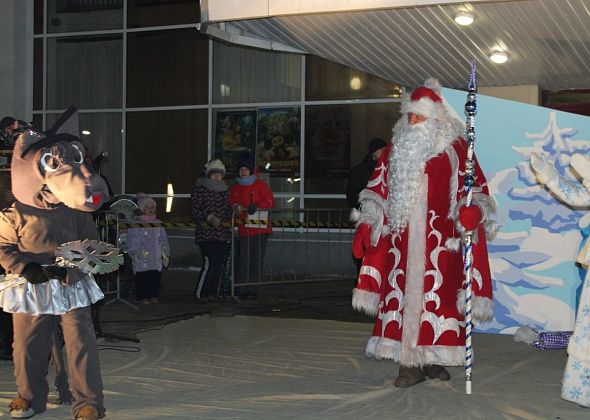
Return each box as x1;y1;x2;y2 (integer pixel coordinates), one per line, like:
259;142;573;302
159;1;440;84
213;41;301;104
33;39;43;111
126;109;208;195
127;29;209;107
47;112;123;194
34;0;44;34
47;35;123;109
47;0;123;33
304;102;400;194
127;0;200;29
306;55;402;101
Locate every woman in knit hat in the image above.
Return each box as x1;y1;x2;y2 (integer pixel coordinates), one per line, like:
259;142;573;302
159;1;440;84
229;152;275;298
126;193;170;304
191;159;232;302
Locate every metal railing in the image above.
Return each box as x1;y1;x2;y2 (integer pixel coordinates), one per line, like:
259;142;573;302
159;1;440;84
94;207;357;299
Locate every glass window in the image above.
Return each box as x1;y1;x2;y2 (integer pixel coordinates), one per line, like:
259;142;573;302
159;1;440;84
543;89;590;117
46;35;123;109
213;41;301;104
127;29;209;107
150;197;192;223
47;0;123;33
306;55;402;101
126;109;207;195
127;0;200;29
302;198;354;224
34;0;44;34
46;112;123;195
304;103;400;195
33;39;43;111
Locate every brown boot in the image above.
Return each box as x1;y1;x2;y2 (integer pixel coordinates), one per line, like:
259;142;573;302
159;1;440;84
423;364;451;381
394;365;426;388
75;405;99;420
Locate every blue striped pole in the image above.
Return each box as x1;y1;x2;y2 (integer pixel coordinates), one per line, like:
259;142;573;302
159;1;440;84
463;62;478;395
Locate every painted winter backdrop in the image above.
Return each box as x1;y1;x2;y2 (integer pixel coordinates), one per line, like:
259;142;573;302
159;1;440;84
444;88;590;334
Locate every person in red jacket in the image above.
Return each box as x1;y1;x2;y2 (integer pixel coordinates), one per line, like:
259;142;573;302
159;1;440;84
229;153;275;298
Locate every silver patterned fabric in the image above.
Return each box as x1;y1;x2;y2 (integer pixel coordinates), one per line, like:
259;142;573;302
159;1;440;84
0;274;103;315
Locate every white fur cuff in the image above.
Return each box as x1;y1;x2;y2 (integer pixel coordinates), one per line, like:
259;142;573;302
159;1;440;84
352;288;380;317
456;289;493;323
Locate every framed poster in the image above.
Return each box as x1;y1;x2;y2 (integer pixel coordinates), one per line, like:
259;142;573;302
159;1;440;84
213;110;257;174
257;107;301;176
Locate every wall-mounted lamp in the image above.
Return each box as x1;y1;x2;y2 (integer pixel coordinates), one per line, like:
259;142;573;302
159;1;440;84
454;11;474;26
489;50;508;64
166;182;174;213
350;76;362;90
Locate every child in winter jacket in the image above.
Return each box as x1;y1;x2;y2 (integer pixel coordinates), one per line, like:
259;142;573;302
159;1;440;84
126;193;170;304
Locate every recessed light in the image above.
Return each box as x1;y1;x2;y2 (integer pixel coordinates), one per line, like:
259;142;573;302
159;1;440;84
454;11;474;26
489;50;508;64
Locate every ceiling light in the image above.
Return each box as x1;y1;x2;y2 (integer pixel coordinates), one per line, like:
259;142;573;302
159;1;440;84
454;11;474;26
81;130;91;135
489;50;508;64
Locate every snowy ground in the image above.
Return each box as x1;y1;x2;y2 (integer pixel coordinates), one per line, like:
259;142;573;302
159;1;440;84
0;315;588;419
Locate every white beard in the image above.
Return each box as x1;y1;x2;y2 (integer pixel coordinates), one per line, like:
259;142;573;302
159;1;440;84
386;117;439;234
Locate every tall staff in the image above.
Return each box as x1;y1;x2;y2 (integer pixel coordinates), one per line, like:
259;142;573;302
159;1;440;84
461;62;478;395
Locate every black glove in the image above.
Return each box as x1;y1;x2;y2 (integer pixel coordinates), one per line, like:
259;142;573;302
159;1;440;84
247;204;258;215
43;265;68;281
65;267;85;286
21;262;50;284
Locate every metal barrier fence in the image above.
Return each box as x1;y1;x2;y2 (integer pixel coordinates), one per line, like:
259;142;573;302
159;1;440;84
94;207;357;299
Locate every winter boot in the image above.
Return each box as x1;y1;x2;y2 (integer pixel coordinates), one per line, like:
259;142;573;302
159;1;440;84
423;364;451;381
9;396;35;419
394;365;425;388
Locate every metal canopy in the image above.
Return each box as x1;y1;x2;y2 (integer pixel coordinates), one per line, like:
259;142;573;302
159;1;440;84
200;0;590;90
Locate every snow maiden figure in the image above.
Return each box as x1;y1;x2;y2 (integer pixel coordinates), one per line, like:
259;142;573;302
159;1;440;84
531;151;590;408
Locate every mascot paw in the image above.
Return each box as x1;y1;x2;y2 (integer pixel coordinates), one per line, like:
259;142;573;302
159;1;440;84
22;262;50;284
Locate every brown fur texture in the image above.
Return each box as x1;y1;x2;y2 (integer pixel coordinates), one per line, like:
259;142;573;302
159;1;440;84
75;405;100;420
9;396;30;411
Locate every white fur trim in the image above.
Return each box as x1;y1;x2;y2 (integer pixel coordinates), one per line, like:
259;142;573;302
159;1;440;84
365;336;465;366
456;289;494;323
357;189;388;246
352;288;380;316
401;96;443;120
349;207;361;222
445;237;461;252
446;147;459;219
398;174;428;366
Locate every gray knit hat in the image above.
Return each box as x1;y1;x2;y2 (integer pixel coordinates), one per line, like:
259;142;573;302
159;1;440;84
205;158;226;177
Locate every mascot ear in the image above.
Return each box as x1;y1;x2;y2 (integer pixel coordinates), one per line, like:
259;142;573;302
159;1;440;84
48;105;79;138
19;130;46;158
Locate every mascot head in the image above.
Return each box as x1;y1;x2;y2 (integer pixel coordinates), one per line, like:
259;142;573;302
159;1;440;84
11;106;109;211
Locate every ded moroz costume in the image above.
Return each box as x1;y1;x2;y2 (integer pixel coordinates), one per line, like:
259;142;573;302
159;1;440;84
351;79;496;387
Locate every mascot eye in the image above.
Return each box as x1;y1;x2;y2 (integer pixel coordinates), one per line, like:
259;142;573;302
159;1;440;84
71;144;84;164
40;152;59;173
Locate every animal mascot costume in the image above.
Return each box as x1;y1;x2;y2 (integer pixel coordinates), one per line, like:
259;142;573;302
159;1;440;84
0;107;109;419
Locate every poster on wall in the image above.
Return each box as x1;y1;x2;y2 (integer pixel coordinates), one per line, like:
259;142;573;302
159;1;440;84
214;110;257;174
444;88;590;334
256;107;301;175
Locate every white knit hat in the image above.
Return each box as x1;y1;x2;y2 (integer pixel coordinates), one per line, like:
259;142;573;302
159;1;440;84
136;192;156;213
205;159;226;177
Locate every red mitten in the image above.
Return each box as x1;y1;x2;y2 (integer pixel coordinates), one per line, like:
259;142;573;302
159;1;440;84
352;223;372;258
458;205;482;230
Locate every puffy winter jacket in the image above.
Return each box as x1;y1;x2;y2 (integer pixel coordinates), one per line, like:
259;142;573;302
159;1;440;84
229;177;275;236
